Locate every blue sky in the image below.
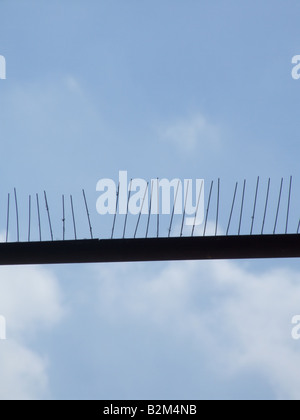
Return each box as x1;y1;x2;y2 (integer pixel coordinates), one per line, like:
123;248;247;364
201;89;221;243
1;0;300;400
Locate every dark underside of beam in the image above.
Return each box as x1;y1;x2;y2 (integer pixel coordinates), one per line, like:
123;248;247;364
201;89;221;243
0;234;299;265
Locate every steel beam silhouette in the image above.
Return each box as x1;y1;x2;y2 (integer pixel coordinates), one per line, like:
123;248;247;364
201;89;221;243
0;234;299;266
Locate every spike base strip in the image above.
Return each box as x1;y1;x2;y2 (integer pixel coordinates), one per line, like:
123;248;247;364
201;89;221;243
0;234;300;265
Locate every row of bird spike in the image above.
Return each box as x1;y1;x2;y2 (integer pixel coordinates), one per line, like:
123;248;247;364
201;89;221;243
2;176;298;242
113;175;295;238
5;189;93;243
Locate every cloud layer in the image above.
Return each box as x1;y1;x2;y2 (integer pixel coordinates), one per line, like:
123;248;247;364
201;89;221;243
94;259;300;399
0;265;65;400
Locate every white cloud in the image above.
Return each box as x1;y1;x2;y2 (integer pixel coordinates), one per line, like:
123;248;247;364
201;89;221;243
0;340;49;400
94;259;300;400
0;265;64;336
0;265;65;400
160;114;220;153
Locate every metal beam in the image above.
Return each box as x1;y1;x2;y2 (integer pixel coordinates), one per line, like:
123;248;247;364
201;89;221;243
0;234;300;266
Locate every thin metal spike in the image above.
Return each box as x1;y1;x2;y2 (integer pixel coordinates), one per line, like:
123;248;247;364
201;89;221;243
285;176;292;234
180;180;190;237
238;179;246;235
191;179;204;237
297;219;300;234
62;195;66;241
273;178;283;234
203;181;213;236
146;180;154;238
70;195;77;240
215;178;220;236
6;193;10;243
82;189;93;239
134;182;148;239
226;182;238;236
111;183;120;239
36;194;42;241
123;179;132;239
14;188;19;242
261;178;270;235
44;191;54;241
250;176;260;235
168;180;181;238
157;178;159;238
28;195;31;242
